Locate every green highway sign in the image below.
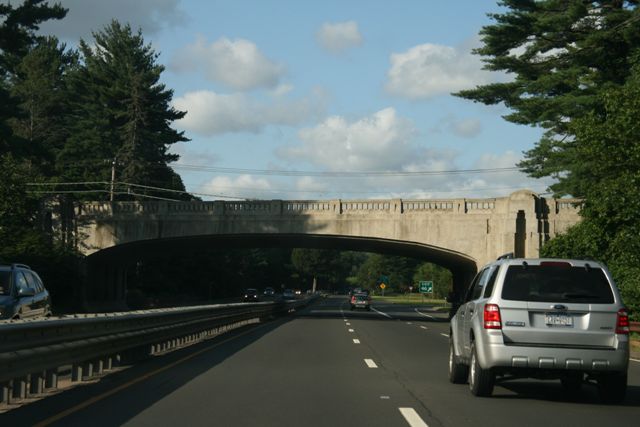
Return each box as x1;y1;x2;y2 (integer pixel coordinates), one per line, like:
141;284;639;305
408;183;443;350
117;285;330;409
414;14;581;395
419;281;433;293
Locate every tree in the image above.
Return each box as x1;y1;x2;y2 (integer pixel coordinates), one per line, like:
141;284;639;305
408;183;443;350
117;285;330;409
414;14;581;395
456;0;640;197
59;20;190;200
0;0;67;147
413;263;452;299
9;37;77;175
355;254;418;293
541;62;640;314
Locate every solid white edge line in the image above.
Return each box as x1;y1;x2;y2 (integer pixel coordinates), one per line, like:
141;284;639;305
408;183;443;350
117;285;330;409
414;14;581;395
420;326;428;330
399;407;429;427
372;307;392;318
414;308;435;319
631;358;640;363
348;329;354;332
364;358;378;368
440;333;449;338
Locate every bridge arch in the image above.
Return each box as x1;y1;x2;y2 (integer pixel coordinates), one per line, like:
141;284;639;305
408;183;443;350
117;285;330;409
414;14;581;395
72;191;582;310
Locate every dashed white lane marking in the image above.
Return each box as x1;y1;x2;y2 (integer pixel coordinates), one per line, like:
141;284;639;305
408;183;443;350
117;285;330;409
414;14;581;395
420;326;428;330
440;333;449;338
406;322;413;325
371;307;392;318
399;407;429;427
353;339;360;344
348;329;355;333
414;308;435;320
364;359;378;368
346;322;351;326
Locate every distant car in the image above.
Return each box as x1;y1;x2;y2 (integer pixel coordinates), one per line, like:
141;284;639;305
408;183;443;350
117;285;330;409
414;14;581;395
350;293;371;311
243;288;259;302
449;257;629;403
263;287;275;296
0;264;52;320
282;289;296;300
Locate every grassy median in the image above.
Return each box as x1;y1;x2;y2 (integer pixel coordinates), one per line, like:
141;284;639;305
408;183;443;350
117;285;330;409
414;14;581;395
371;293;449;309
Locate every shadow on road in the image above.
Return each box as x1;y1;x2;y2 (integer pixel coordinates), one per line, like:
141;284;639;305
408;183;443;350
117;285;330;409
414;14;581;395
0;313;297;426
496;380;640;407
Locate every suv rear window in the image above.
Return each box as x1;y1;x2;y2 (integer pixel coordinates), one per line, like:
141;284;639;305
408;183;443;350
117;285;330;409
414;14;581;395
501;264;614;304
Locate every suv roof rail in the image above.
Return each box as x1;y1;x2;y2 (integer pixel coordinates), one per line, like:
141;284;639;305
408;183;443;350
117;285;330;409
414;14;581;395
11;263;31;270
496;252;515;260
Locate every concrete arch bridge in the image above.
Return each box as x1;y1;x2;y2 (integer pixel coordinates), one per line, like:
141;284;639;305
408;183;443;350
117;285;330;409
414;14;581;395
71;190;581;310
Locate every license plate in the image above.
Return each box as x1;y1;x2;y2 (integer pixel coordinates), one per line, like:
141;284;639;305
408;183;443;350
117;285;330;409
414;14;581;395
545;313;573;327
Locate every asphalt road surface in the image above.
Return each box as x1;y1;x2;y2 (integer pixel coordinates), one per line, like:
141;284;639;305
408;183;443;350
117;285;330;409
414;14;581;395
2;296;640;426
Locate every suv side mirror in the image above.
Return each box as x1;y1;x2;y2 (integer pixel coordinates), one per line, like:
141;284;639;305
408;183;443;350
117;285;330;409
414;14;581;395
18;287;36;297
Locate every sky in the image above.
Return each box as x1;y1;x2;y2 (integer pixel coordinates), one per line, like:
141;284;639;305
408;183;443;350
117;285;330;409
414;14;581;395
38;0;556;201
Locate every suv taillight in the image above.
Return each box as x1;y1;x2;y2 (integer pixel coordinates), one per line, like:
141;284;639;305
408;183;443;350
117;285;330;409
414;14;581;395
616;308;630;335
483;304;502;329
351;296;356;303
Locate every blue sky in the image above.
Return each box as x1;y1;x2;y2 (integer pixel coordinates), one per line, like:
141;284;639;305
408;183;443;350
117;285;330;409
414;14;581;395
39;0;554;201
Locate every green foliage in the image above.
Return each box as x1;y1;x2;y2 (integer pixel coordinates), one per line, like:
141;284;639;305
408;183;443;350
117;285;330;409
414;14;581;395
541;62;640;316
413;262;453;299
354;253;420;293
60;20;190;200
457;0;640;197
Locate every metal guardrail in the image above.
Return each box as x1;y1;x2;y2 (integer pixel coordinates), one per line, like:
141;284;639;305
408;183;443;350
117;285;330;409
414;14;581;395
0;297;314;404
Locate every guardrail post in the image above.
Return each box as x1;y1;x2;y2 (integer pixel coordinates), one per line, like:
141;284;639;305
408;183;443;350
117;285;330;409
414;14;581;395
94;359;104;375
29;372;44;396
12;376;27;399
1;381;10;404
105;356;113;371
82;361;94;380
45;368;58;389
71;364;83;382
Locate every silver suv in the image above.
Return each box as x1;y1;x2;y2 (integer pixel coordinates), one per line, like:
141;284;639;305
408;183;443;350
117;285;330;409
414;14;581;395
449;257;630;403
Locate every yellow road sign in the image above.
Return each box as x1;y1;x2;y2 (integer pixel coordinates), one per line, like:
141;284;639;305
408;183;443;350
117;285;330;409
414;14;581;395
380;283;386;289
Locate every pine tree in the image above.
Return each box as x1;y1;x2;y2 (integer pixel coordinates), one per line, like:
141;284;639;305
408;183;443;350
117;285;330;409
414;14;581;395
60;21;190;200
456;0;640;197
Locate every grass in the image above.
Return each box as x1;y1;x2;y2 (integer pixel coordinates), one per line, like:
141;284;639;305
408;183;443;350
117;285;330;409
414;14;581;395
372;293;449;309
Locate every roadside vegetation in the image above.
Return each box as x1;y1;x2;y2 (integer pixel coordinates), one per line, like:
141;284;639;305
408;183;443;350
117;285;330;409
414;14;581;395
458;1;640;317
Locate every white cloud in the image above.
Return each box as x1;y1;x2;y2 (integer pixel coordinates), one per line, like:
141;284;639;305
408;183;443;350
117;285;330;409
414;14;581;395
386;41;503;99
279;108;418;171
172;90;322;136
450;118;482;138
171;36;285;91
202;175;273;199
38;0;187;39
317;21;363;54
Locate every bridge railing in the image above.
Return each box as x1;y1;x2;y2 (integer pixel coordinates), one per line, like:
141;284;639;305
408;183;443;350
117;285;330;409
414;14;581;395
0;297;315;404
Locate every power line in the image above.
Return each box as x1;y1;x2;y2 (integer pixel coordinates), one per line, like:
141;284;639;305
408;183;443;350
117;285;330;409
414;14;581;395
171;164;522;177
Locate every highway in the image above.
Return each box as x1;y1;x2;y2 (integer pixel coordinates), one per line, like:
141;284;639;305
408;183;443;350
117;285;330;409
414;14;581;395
2;295;640;426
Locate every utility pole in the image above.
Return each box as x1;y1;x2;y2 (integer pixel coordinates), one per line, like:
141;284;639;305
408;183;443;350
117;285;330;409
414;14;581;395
110;157;117;202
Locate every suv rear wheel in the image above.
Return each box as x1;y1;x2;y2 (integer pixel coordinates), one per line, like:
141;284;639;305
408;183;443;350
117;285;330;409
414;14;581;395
469;342;494;396
597;373;627;404
448;338;468;384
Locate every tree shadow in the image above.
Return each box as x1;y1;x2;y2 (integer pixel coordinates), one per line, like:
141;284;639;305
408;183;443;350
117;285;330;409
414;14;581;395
0;315;295;426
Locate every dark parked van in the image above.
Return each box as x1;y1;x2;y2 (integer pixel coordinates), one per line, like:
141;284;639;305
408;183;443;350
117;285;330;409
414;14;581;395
0;264;52;320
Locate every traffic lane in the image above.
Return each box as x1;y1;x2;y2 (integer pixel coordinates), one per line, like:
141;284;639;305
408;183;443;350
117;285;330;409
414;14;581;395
0;316;294;426
310;295;450;323
350;313;640;427
31;298;432;427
